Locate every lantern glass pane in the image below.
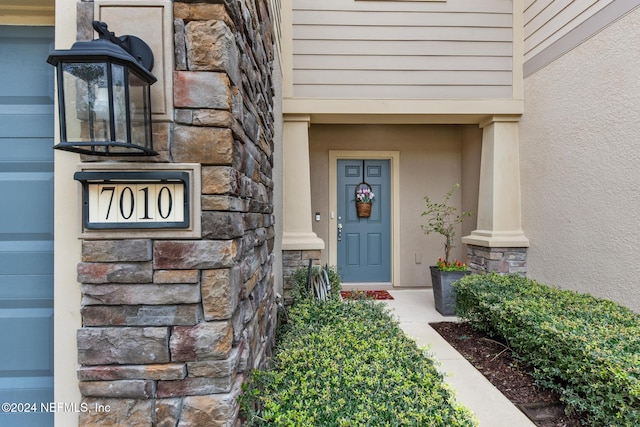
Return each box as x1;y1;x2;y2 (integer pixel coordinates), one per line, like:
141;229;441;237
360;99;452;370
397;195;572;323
128;71;152;149
112;64;127;143
61;62;110;143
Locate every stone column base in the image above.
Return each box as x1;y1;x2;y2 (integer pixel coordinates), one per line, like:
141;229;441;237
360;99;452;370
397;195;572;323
466;245;527;275
282;249;322;304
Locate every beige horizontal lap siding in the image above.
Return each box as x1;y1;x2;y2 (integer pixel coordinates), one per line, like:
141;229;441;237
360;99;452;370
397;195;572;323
524;0;613;61
292;0;514;99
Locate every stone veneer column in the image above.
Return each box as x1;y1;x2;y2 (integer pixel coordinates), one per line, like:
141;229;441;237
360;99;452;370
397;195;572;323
75;2;278;426
466;245;528;275
462;115;529;274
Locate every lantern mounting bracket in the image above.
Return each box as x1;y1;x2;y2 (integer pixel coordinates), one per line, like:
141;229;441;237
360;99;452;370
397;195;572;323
92;21;154;73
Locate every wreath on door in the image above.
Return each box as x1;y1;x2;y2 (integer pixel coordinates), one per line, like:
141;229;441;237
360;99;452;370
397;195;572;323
355;182;375;218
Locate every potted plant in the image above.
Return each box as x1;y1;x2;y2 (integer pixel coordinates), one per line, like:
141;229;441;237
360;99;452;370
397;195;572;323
421;184;473;315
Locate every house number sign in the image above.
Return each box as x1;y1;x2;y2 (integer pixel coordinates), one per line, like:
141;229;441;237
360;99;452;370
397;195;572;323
74;171;190;229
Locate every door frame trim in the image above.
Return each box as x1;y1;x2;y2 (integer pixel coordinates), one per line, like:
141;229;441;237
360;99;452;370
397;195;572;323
329;150;400;286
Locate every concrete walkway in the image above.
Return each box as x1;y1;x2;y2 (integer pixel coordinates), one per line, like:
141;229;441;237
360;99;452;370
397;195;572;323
382;289;536;427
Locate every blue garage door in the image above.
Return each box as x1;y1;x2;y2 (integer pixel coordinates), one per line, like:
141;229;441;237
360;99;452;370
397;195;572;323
0;26;55;426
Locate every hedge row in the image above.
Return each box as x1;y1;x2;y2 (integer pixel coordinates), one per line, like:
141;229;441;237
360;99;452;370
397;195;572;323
454;274;640;426
241;298;477;426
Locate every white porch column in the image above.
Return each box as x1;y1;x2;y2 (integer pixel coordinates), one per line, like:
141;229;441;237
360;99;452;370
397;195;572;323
462;115;529;248
282;114;325;250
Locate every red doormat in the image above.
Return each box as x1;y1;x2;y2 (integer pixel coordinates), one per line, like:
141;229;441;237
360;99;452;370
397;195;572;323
340;290;394;300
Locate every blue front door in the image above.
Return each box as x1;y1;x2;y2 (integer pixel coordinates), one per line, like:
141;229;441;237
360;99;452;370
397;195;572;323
0;26;55;427
337;159;391;283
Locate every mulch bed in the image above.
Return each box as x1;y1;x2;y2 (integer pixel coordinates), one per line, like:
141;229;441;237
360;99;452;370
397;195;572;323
430;322;587;427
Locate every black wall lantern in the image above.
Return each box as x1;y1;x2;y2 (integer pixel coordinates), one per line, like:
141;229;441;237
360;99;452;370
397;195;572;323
47;21;158;156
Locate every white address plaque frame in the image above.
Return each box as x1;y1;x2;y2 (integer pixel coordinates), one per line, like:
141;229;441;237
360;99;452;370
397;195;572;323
75;163;201;239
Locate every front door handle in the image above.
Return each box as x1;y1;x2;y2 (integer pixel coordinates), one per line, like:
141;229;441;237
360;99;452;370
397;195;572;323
337;223;342;241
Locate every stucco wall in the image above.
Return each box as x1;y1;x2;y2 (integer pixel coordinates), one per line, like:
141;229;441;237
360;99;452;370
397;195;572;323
461;125;482;239
53;1;82;425
520;8;640;312
308;124;480;287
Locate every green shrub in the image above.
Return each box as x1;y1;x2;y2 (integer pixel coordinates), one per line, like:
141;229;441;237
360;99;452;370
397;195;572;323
241;298;477;426
454;274;640;426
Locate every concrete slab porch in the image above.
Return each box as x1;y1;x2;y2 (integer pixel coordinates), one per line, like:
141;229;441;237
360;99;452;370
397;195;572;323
382;289;536;427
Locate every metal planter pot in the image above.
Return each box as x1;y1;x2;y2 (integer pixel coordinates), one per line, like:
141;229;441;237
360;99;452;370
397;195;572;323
430;266;471;316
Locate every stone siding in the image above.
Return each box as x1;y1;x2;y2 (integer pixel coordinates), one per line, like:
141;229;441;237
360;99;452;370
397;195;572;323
466;245;528;275
77;1;277;425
